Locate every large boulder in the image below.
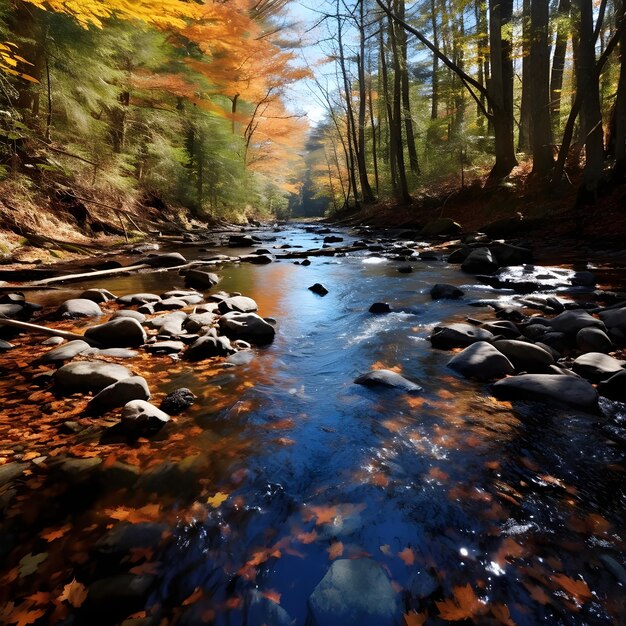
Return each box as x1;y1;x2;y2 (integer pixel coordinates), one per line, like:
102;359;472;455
85;318;147;348
89;376;150;413
184;269;219;290
56;299;103;319
219;312;276;345
144;252;187;267
447;342;514;381
420;217;462;237
461;247;499;274
549;310;605;335
354;369;422;393
430;323;494;349
492;339;554;373
121;400;170;435
576;327;612;353
185;335;235;360
492;374;598;411
55;361;132;393
430;284;464;300
572;352;625;383
42;339;91;362
218;296;258;314
307;559;402;626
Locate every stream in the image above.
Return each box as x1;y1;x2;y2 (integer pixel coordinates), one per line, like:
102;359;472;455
0;224;625;626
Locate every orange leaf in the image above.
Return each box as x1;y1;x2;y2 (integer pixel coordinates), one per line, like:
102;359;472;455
58;579;88;608
5;602;46;626
436;584;485;621
552;574;592;604
491;603;516;625
327;541;343;560
41;523;72;543
296;530;317;544
261;590;281;604
398;547;415;566
404;611;427;626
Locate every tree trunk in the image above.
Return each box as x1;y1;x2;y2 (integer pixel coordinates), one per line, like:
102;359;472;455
530;0;554;174
488;0;518;177
380;24;398;193
550;0;571;134
612;0;626;178
430;0;440;120
518;0;533;152
575;0;605;197
475;0;490;131
397;0;420;174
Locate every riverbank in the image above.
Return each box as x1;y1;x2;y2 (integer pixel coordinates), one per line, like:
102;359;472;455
1;223;625;625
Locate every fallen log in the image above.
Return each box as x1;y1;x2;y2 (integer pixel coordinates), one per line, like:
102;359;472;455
0;317;102;346
27;263;151;286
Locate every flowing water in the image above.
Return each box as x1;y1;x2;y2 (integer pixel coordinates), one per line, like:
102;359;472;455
1;225;625;625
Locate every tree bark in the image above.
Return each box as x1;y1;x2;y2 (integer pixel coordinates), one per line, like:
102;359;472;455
430;0;440;120
518;0;533;152
530;0;554;174
612;0;626;178
550;0;571;134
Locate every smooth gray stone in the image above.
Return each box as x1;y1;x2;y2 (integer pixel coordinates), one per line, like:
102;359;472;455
308;559;402;626
42;339;91;362
144;252;187;267
549;310;605;335
56;298;103;319
186;335;234;359
89;376;150;412
116;293;161;306
492;374;598;410
576;327;612;353
448;341;514;381
219;312;276;345
55;361;132;393
121;400;170;434
85;318;147;348
461;247;498;274
79;288;116;303
572;352;625;383
430;323;493;349
492;339;555;373
184;269;219;290
354;369;422;393
42;336;65;346
218;296;258;314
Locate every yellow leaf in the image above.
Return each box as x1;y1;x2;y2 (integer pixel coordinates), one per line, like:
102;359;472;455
59;579;88;608
207;492;228;507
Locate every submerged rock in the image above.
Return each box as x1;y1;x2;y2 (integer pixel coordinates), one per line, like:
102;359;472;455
307;559;402;626
430;283;464;300
354;369;422;393
492;374;598;410
42;339;91;362
448;342;514;381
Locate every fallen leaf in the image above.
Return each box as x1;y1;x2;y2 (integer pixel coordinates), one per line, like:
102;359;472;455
41;523;72;543
436;584;485;621
3;602;46;626
261;589;281;604
59;579;88;608
24;592;51;606
296;530;317;544
327;541;343;560
18;552;47;577
552;574;592;604
207;492;228;508
398;547;415;566
403;611;427;626
491;603;516;625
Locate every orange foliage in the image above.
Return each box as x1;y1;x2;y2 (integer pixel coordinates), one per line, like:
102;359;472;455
436;584;486;621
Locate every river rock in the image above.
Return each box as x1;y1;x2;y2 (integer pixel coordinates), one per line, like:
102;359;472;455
87;348;138;358
228;234;255;247
240;253;273;264
430;283;464;300
492;374;598;410
354;369;422;393
111;309;146;323
79;288;117;303
85;318;147;348
183;312;216;333
549;310;605;335
0;462;27;486
491;243;533;266
599;307;626;337
144;252;187;267
185;335;235;359
448;342;514;381
117;293;161;306
397;265;413;273
540;331;568;352
154;297;187;311
219;312;276;344
160;388;196;415
89;376;150;412
572;352;626;382
482;320;520;339
324;235;344;244
184;269;220;290
446;247;470;263
571;270;596;287
307;559;401;626
226;350;255;366
492;339;555;373
145;340;185;354
430;323;494;349
42;336;65;346
56;298;103;319
121;400;170;435
55;361;132;393
218;296;258;314
576;327;612;353
420;217;462;237
309;283;329;296
42;339;91;362
369;302;391;313
598;370;626;402
461;247;499;274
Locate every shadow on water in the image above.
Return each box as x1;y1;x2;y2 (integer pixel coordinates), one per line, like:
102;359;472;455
1;225;625;625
